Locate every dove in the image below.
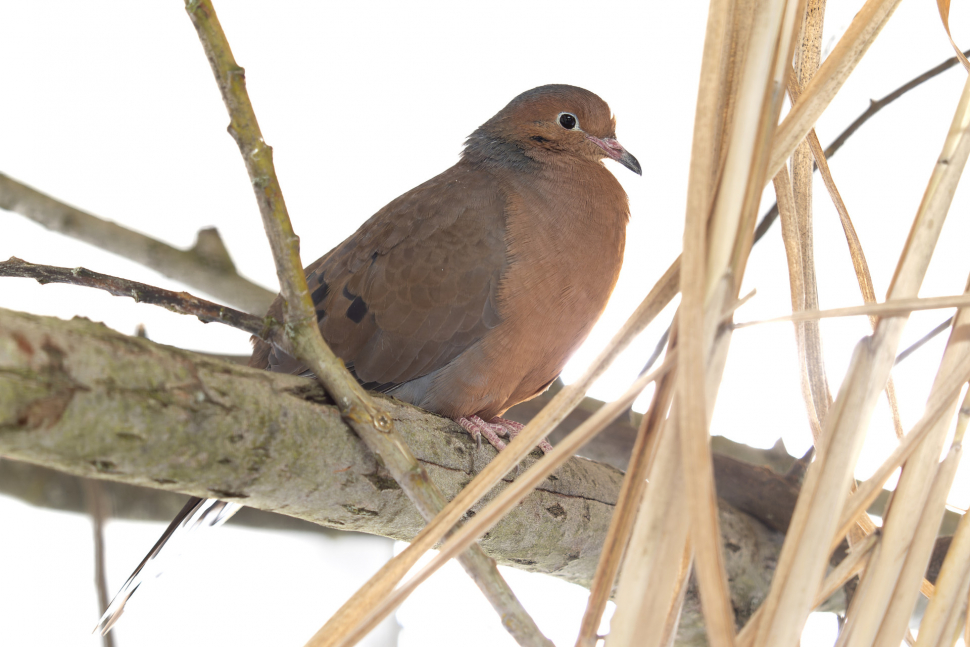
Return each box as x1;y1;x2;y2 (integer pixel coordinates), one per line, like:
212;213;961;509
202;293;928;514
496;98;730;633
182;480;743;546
96;84;639;634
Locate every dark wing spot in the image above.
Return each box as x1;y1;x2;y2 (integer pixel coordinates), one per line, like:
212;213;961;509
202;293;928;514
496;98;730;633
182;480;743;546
311;280;330;304
346;295;368;323
371;251;379;265
342;285;355;300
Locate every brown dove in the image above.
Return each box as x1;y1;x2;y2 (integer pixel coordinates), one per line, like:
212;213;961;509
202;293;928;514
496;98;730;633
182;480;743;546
96;84;639;634
253;83;640;448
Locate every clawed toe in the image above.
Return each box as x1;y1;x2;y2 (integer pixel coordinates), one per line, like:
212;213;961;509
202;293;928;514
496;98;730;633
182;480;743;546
457;416;507;451
456;415;553;455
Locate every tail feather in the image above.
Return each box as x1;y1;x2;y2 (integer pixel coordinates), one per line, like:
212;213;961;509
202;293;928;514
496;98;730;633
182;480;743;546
94;496;242;635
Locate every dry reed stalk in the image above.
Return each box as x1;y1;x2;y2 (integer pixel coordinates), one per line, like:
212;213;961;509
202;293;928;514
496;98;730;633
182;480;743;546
774;164;827;441
786;0;833;447
766;0;904;179
782;58;905;560
303;258;680;647
737;532;880;647
936;0;970;72
963;578;970;645
749;58;970;647
604;405;693;647
915;495;970;647
737;292;970;326
574;360;678;647
837;275;970;647
871;436;964;645
788;70;906;445
604;0;735;634
678;0;806;642
611;0;810;641
324;355;678;647
831;359;970;553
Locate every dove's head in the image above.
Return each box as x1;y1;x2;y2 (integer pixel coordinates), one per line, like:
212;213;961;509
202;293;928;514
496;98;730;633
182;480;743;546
465;84;641;176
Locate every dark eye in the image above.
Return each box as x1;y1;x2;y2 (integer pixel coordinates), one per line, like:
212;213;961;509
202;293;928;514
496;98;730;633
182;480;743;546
559;112;577;129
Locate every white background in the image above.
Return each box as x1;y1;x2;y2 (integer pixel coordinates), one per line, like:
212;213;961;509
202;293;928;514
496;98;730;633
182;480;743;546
1;1;968;646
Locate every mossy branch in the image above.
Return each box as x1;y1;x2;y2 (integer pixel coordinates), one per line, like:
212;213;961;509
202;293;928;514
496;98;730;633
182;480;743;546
0;307;779;645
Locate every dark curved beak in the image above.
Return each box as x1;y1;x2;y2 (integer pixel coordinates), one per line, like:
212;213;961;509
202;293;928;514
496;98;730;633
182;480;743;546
587;136;642;176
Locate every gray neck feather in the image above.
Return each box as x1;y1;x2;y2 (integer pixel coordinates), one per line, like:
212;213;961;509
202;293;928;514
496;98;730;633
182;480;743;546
462;128;536;172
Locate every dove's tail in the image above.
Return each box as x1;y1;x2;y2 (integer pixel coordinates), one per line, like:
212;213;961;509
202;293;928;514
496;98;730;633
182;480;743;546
94;496;242;635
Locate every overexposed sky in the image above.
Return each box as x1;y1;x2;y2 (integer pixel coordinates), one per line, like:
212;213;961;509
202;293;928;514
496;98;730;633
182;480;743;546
1;1;969;646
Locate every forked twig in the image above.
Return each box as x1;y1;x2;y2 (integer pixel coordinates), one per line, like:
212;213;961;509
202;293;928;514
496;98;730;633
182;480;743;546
753;47;970;244
183;2;550;645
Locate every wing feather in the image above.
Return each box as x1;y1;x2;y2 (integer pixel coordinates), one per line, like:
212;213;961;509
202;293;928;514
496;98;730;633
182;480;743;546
250;162;508;393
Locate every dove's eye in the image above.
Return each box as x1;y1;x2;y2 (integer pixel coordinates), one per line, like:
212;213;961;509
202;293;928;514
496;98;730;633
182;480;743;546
558;113;577;130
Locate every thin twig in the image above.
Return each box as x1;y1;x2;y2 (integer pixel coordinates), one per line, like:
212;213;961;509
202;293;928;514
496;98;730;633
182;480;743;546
182;3;550;645
0;173;275;315
0;257;277;341
82;479;116;647
825;47;970;159
894;317;954;365
753;47;970;244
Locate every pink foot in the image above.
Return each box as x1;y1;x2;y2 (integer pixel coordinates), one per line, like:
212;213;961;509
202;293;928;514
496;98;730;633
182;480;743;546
492;417;554;454
455;416;554;454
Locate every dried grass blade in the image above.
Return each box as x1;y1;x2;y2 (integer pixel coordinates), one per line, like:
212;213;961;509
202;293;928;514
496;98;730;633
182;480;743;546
737;292;970;326
767;0;904;180
832;366;970;552
737;532;880;647
835;281;970;647
605;406;693;647
871;440;965;646
574;364;678;647
681;0;808;641
326;356;678;647
965;580;970;647
785;0;833;447
774;165;827;443
790;75;905;442
750;65;970;647
604;0;736;641
936;0;970;72
915;504;970;646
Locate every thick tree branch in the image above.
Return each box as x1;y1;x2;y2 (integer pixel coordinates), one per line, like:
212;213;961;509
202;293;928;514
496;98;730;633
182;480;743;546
0;307;777;636
0;173;276;314
2;308;961;645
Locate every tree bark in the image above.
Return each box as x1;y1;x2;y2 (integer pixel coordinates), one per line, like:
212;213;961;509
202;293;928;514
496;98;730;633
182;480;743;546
0;307;957;643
